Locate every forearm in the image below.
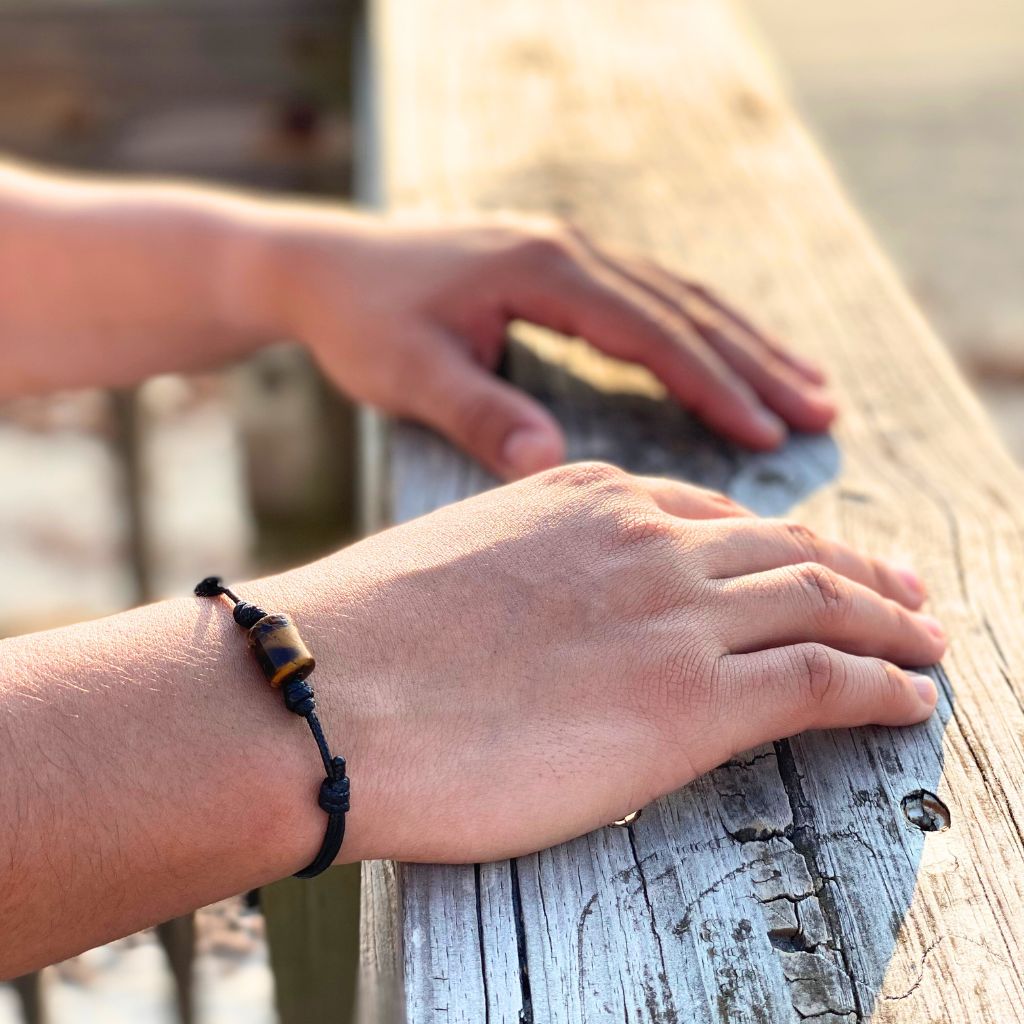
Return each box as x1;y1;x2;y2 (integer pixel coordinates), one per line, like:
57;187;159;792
0;562;373;979
0;160;365;397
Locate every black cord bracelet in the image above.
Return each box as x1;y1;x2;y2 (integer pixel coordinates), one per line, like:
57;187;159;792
194;576;349;879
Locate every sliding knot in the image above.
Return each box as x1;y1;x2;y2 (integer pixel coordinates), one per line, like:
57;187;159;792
282;679;316;718
319;769;350;815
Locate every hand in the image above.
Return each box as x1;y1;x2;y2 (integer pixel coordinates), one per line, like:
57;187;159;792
273;463;943;864
267;215;836;479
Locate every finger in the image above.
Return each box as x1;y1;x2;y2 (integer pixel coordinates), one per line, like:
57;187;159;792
679;312;836;433
698;518;927;608
632;476;754;520
595;253;835;432
680;282;826;386
574;234;828;387
714;562;946;665
405;332;565;480
721;645;938;749
505;242;789;450
636;260;828;386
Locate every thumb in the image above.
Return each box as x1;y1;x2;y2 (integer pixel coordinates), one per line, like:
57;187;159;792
408;337;566;480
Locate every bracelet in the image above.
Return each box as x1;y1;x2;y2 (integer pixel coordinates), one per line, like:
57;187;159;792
194;576;349;879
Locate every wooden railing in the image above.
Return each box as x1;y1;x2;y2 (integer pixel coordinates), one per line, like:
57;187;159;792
351;0;1024;1020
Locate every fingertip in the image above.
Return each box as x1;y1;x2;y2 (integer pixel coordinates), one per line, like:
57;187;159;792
885;562;928;608
810;388;839;425
499;425;565;480
906;671;939;717
911;614;948;661
745;406;788;449
913;612;945;639
785;386;838;433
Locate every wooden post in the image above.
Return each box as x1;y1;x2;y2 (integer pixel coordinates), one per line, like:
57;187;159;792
113;388;196;1024
358;0;1024;1020
263;865;362;1024
11;973;44;1024
256;6;365;1022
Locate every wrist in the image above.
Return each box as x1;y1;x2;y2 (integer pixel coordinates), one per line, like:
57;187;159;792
244;556;392;865
210;205;292;354
214;199;379;353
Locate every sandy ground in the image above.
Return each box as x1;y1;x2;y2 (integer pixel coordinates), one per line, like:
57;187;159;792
0;899;275;1024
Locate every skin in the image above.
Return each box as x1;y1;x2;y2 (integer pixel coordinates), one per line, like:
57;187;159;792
0;161;834;476
0;161;945;978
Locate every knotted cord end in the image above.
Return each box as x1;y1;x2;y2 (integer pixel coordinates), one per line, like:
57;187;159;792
194;576;227;598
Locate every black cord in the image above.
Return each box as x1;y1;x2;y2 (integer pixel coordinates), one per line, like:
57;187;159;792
281;678;350;878
195;576;349;879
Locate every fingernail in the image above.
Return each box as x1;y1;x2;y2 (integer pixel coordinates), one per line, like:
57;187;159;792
797;358;827;384
500;427;561;477
752;407;787;444
908;672;938;709
888;562;926;599
914;614;946;640
810;386;838;416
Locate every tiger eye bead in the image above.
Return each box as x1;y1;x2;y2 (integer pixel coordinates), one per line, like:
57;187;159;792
247;613;316;688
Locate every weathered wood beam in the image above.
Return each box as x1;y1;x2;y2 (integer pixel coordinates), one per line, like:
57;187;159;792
359;1;1024;1021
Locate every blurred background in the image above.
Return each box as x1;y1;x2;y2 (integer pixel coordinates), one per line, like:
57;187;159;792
0;0;1020;1021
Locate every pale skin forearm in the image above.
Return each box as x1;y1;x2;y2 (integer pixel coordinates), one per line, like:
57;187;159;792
0;160;312;395
0;158;838;478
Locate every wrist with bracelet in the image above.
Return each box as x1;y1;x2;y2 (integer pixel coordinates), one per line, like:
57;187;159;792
194;576;349;878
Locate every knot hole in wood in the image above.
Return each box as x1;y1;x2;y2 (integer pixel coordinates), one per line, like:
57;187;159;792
901;789;951;832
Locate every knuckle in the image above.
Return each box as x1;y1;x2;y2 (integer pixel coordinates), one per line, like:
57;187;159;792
780;521;823;562
874;658;904;701
608;506;677;551
516;225;573;268
796;643;843;707
544;460;631;494
793;562;848;619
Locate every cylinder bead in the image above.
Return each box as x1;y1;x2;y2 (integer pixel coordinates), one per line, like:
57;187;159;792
247;613;316;687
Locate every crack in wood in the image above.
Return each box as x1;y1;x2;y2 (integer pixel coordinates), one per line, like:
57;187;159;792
473;865;492;1024
774;741;863;1021
626;826;679;1024
881;935;946;1002
508;860;534;1024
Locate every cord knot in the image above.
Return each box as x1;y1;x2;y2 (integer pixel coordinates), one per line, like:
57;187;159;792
282;679;316;718
319;766;350;815
233;601;268;630
194;576;226;598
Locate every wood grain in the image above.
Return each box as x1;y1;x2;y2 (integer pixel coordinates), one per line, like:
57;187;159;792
360;0;1024;1020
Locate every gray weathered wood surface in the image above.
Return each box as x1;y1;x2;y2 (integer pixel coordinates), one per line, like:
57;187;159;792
359;0;1024;1021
